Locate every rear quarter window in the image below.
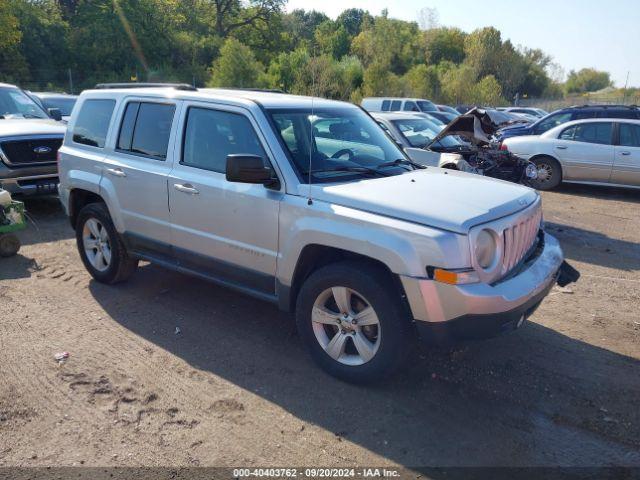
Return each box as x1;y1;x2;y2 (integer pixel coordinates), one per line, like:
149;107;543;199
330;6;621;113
72;99;116;148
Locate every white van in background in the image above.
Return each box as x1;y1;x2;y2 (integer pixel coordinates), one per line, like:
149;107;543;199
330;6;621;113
361;97;439;114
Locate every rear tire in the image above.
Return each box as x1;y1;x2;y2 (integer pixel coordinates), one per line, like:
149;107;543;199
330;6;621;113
295;261;415;383
75;203;138;284
0;234;20;257
530;156;562;190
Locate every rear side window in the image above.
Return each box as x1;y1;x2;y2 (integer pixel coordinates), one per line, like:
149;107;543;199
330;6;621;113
619;123;640;147
390;100;402;111
381;100;391;111
117;101;175;160
182;107;266;174
72;99;115;148
602;109;639;119
403;101;419;112
572;122;613;145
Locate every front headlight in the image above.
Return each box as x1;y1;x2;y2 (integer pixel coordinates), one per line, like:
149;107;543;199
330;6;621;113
475;229;498;270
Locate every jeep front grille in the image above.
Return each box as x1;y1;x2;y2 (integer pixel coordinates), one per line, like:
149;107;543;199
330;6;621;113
0;137;62;167
501;206;542;275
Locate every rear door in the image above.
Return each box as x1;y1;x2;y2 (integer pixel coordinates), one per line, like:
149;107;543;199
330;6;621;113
611;122;640;186
99;98;180;253
553;122;614;182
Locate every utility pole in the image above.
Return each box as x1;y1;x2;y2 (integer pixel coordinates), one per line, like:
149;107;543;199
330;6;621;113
68;68;73;94
623;71;630;104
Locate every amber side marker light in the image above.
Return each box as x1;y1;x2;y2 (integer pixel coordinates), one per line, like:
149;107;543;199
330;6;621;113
432;268;480;285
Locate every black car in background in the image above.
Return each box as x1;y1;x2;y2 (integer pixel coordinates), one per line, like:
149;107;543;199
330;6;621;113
497;104;640;140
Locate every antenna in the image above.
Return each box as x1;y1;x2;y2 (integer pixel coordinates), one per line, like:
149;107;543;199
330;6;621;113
307;47;316;206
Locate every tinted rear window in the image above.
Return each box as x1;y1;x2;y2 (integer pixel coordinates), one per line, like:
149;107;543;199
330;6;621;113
390;100;402;111
117;101;175;159
72;99;116;148
381;100;391;111
602;109;640;119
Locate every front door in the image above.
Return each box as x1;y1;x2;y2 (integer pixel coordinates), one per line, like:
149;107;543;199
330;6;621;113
611;122;640;186
168;103;282;296
553;121;614;182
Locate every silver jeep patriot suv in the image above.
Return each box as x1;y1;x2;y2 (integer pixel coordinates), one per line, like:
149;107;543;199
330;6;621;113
58;84;577;382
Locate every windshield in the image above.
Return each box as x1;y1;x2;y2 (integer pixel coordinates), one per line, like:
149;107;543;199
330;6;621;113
417;100;437;112
392;118;462;149
0;87;49;119
268;107;410;183
40;97;77;116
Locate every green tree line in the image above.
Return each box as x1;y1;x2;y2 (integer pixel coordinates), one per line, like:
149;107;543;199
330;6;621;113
0;0;613;105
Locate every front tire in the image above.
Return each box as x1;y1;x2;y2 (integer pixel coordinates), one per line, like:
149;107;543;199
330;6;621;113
295;261;415;383
75;203;138;284
530;156;562;190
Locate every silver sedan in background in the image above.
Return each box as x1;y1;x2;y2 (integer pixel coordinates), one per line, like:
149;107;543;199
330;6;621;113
502;118;640;190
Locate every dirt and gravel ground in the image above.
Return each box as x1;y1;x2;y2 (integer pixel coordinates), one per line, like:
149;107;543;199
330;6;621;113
1;183;639;470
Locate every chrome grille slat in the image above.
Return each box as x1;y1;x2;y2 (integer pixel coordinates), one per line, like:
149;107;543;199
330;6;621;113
501;204;541;277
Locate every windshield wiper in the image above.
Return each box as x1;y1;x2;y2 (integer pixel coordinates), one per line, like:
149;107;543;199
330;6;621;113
305;165;392;177
376;158;426;170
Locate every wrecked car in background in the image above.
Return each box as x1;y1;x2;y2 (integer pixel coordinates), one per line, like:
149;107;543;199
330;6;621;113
373;108;539;186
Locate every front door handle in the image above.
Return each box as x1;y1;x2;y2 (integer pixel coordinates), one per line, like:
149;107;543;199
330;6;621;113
620;151;631;156
556;145;568;150
106;168;126;177
174;183;199;195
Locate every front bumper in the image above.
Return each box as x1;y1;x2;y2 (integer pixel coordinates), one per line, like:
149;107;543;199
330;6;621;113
401;232;568;343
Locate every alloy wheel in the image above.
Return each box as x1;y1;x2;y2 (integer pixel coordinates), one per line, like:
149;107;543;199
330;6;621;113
311;286;381;366
82;218;112;272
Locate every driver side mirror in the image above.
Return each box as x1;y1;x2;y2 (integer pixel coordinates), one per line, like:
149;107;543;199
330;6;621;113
47;108;62;121
226;154;279;188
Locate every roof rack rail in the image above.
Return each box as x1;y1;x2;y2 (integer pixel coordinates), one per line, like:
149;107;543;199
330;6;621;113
572;104;637;109
212;87;286;94
94;83;197;91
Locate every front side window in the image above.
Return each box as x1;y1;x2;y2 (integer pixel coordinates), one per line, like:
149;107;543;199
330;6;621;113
572;122;613;145
117;101;175;159
619;123;640;147
73;99;116;148
0;87;49;119
268;107;408;183
534;112;572;134
182;107;266;173
559;125;576;140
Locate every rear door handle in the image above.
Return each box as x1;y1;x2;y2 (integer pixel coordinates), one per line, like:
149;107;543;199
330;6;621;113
556;145;568;150
106;168;126;177
174;183;199;195
620;151;631;156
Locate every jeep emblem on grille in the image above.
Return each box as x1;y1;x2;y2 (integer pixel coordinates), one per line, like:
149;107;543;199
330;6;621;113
33;146;52;154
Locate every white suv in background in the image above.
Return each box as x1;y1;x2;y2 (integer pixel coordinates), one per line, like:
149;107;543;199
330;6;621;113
58;84;577;382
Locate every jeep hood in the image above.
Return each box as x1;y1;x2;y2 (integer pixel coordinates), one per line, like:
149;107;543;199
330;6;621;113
305;168;539;234
0;119;66;137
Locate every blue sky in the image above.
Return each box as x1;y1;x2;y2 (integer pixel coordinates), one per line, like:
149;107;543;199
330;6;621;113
286;0;640;87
